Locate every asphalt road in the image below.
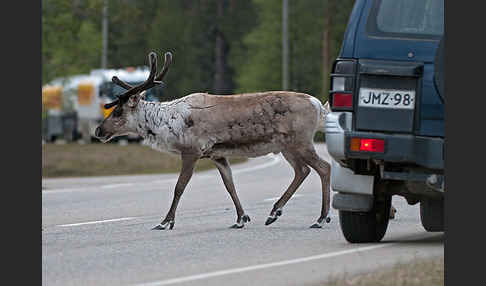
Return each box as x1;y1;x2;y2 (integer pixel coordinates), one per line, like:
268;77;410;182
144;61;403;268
42;144;444;286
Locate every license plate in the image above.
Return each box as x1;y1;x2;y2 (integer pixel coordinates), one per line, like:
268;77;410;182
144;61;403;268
358;88;416;109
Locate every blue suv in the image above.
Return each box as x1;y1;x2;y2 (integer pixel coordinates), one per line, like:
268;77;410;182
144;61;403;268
325;0;444;243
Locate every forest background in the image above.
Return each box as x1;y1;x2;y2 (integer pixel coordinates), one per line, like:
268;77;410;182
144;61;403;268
42;0;355;103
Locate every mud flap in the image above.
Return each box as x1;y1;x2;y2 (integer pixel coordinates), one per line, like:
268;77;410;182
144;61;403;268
330;158;374;195
332;192;374;212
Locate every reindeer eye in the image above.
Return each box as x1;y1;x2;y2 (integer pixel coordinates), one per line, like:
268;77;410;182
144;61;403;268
112;106;123;117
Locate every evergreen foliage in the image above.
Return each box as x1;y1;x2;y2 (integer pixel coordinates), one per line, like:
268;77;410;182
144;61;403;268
42;0;355;104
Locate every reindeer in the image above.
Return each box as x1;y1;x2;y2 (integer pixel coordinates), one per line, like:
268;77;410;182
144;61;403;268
95;51;333;230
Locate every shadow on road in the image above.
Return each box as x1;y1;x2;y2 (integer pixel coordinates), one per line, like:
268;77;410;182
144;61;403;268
382;233;444;245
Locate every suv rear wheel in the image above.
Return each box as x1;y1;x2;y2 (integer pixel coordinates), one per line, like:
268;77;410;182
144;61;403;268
338;180;391;243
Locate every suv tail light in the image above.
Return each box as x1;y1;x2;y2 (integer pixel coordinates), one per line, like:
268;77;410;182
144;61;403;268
329;59;356;111
332;92;353;108
350;138;385;153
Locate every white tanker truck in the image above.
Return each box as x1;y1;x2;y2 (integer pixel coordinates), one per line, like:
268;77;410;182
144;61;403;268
42;67;163;143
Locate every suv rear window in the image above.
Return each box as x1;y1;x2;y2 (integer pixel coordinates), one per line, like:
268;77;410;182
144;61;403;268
367;0;443;39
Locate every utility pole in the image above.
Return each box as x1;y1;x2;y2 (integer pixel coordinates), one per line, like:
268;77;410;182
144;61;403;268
282;0;289;90
101;0;108;69
322;1;332;100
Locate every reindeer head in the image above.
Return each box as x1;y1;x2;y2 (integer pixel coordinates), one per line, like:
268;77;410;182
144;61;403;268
94;51;172;143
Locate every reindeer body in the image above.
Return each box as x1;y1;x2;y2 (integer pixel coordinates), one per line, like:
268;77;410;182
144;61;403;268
136;91;325;159
95;51;333;230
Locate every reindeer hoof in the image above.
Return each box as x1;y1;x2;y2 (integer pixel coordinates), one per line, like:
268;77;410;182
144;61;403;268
310;217;331;228
152;224;165;230
242;214;251;223
265;209;282;226
265;217;277;226
152;221;174;230
230;214;251;229
389;206;397;220
310;223;322;228
230;223;244;229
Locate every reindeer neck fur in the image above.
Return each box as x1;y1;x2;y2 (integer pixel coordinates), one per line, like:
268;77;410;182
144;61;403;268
133;98;192;155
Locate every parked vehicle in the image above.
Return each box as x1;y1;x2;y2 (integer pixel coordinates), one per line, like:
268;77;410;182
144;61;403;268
325;0;444;243
42;67;163;143
42;85;64;141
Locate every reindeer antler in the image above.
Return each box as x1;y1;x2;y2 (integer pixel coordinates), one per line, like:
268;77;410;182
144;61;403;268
155;52;173;83
111;76;133;90
104;51;173;109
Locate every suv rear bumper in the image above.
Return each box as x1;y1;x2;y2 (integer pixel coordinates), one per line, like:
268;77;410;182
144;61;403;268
325;112;444;170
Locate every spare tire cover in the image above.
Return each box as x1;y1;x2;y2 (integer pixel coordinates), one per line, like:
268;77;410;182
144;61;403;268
434;36;444;102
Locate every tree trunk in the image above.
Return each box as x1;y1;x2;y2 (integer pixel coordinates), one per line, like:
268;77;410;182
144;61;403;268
213;0;230;94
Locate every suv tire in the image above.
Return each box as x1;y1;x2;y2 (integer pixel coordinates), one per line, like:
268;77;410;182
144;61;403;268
420;197;444;232
338;181;391;243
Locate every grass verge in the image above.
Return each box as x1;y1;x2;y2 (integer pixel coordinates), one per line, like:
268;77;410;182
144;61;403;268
321;256;444;286
42;143;247;178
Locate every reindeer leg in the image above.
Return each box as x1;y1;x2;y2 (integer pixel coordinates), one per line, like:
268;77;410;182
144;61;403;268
390;205;397;219
212;157;250;229
297;145;332;228
265;151;310;226
152;154;198;230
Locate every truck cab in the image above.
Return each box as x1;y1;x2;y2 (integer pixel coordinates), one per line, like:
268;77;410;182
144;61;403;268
325;0;444;243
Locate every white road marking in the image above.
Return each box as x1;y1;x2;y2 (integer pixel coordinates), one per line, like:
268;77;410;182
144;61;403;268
264;194;303;202
101;183;134;189
43;187;92;194
43;154;281;194
57;217;137;227
132;244;393;286
233;154;281;175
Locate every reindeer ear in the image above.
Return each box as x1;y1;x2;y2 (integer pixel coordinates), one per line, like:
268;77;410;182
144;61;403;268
139;91;147;101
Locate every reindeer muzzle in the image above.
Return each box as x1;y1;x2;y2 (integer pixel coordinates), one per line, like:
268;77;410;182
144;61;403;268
95;126;114;143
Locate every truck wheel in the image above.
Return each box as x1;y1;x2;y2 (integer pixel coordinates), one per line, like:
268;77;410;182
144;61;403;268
338;188;391;243
420;197;444;232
